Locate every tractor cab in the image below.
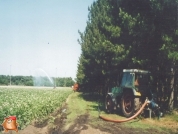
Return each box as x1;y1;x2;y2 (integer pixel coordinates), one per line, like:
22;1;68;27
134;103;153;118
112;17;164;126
121;69;151;96
111;69;151;97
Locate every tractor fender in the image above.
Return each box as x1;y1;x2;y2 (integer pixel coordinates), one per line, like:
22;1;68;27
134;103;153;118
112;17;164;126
106;93;117;105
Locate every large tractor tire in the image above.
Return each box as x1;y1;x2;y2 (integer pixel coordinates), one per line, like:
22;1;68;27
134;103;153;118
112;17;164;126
105;95;114;113
121;91;140;118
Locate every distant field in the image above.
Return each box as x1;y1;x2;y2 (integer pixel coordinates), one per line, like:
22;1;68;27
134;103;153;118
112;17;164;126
0;86;72;129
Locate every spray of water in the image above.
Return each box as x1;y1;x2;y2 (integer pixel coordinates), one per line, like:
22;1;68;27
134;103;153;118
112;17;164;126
32;68;54;87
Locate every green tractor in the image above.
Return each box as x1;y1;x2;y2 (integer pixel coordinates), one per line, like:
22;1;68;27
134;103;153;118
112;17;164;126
105;69;159;118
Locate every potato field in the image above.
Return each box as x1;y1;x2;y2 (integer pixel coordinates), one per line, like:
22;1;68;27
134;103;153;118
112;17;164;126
0;86;72;129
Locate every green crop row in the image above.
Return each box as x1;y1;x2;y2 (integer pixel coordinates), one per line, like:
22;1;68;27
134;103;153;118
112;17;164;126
0;87;72;129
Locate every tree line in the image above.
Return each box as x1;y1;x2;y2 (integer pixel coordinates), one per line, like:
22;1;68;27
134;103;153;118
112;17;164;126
0;75;75;87
76;0;178;111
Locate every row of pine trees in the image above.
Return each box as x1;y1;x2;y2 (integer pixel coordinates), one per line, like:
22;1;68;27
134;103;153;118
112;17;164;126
76;0;178;111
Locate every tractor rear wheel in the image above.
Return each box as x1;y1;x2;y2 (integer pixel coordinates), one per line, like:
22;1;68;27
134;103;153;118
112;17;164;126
105;95;114;113
121;91;140;118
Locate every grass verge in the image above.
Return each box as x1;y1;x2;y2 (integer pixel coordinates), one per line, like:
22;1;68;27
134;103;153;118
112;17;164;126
65;92;178;134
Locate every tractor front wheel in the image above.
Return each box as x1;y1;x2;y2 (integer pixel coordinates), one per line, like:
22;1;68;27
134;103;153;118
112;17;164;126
105;95;114;113
121;91;140;118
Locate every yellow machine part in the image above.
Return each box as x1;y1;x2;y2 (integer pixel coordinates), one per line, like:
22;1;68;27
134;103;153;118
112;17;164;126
134;91;141;96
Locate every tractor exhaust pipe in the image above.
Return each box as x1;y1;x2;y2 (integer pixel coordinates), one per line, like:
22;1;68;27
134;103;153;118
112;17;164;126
99;98;151;123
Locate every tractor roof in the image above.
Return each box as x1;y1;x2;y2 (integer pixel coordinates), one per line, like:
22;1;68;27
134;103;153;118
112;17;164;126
123;69;150;73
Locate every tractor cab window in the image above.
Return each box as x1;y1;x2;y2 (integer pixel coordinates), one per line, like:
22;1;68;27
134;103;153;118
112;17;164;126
121;72;134;87
135;73;149;86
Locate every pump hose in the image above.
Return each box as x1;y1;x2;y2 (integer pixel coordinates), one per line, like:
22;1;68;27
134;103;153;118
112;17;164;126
99;99;150;123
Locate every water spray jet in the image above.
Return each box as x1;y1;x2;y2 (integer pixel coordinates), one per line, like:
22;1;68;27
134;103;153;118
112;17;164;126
32;68;54;87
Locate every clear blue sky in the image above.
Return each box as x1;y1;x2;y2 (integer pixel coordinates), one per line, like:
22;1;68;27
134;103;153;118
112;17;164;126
0;0;94;80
